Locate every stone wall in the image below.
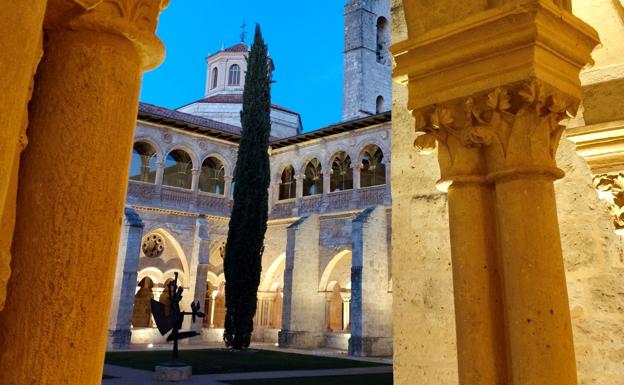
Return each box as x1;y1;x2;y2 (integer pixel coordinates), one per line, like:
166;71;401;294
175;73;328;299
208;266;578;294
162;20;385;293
391;1;624;384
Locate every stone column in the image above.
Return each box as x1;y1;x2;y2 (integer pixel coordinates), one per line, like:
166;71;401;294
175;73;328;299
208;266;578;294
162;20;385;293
353;165;361;190
107;208;145;349
340;292;351;331
191;168;201;191
279;215;325;348
294;175;304;214
323;172;331;194
186;218;210;334
393;2;599;385
209;289;219;327
155;159;165;185
0;1;168;384
0;1;46;312
224;175;234;200
348;206;394;357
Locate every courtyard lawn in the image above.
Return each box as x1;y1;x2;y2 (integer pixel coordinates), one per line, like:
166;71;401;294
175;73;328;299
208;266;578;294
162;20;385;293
222;373;393;385
105;348;389;375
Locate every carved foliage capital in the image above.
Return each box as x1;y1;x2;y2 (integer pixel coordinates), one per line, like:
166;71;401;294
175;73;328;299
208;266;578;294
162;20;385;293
413;79;577;182
56;0;169;70
594;173;624;231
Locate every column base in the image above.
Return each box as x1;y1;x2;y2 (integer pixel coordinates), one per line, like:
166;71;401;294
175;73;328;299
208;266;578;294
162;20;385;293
278;330;324;349
107;329;132;350
348;336;393;357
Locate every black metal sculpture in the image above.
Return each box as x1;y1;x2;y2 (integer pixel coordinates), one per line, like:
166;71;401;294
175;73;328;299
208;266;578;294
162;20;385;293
151;272;205;363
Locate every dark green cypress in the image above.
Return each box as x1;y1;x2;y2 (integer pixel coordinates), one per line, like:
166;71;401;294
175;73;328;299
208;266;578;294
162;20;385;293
223;24;271;350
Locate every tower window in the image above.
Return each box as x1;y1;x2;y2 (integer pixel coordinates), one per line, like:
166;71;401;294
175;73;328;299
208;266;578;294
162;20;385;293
376;17;389;65
228;64;241;86
376;96;385;114
211;67;218;89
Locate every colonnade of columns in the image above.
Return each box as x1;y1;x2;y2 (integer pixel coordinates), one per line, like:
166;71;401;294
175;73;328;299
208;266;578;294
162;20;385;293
0;1;168;383
393;1;599;384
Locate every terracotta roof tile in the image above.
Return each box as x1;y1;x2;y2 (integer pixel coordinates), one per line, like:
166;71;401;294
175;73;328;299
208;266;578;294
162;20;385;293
139;102;242;136
192;94;300;116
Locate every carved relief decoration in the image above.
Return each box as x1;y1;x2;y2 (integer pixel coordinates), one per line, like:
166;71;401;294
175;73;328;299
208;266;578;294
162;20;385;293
142;233;165;258
594;173;624;232
413;79;577;182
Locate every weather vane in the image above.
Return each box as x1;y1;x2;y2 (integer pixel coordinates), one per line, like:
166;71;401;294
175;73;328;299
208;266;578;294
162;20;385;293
240;21;247;43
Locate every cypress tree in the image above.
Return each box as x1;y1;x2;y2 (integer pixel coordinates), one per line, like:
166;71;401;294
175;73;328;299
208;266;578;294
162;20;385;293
223;24;272;350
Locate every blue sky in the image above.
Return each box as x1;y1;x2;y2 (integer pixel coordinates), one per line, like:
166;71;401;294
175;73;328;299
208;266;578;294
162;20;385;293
140;1;346;132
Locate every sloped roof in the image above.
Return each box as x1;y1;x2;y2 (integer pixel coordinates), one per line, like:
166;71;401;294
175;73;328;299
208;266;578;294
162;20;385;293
181;94;300;116
138;102;242;141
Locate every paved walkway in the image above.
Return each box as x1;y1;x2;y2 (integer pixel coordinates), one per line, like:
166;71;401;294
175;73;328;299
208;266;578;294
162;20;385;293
102;345;392;384
103;364;392;385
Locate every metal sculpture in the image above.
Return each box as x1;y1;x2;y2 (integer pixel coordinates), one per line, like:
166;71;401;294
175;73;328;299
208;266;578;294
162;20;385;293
151;272;205;363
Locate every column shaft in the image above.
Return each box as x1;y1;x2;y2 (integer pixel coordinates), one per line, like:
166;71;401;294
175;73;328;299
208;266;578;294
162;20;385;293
107;208;145;349
495;177;577;385
0;29;143;385
447;182;507;385
0;1;46;311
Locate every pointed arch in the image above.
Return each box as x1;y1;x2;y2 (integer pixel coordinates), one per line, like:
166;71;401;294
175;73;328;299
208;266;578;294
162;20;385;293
259;253;286;291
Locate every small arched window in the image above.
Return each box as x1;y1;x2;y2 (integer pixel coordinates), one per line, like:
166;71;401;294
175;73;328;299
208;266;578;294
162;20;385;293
130;142;157;183
279;166;296;200
376;96;385;114
376;17;389;65
163;149;193;189
330;152;353;192
360;145;386;187
228;64;241;86
199;157;225;195
303;159;323;197
211;67;219;89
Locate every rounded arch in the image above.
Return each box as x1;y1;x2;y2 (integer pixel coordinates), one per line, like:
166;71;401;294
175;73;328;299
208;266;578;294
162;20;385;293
228;64;241;86
162;148;195;189
211;66;219;89
130;141;159;183
260;253;286;291
163;269;186;287
376;95;385;114
134;137;164;161
356;140;389;165
201;152;231;176
319;250;352;291
148;228;190;279
199;156;226;195
137;267;164;285
207;271;220;287
376;16;390;65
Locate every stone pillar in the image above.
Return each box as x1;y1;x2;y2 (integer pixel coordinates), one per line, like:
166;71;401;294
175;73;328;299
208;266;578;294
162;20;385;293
0;1;46;312
186;218;210;334
340;292;351;331
0;1;168;384
323;172;331;194
191;168;200;191
107;208;145;349
209;289;219;327
348;206;394;357
353;165;361;190
224;175;233;199
155;159;165;185
279;215;325;348
393;1;599;384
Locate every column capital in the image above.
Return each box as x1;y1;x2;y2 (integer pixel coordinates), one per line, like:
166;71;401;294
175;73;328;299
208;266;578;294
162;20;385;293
413;79;575;186
46;0;169;70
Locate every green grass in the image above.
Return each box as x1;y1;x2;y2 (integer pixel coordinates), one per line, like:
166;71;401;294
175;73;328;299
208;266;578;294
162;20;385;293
105;348;389;375
222;373;393;385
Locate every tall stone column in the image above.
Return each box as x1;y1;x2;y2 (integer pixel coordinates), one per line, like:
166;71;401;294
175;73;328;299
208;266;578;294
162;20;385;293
107;207;145;349
0;1;168;384
393;1;599;384
279;215;325;348
186;218;210;334
0;1;47;312
348;206;395;357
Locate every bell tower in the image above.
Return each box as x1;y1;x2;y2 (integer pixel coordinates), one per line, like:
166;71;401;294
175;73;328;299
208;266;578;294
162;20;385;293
342;0;392;121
